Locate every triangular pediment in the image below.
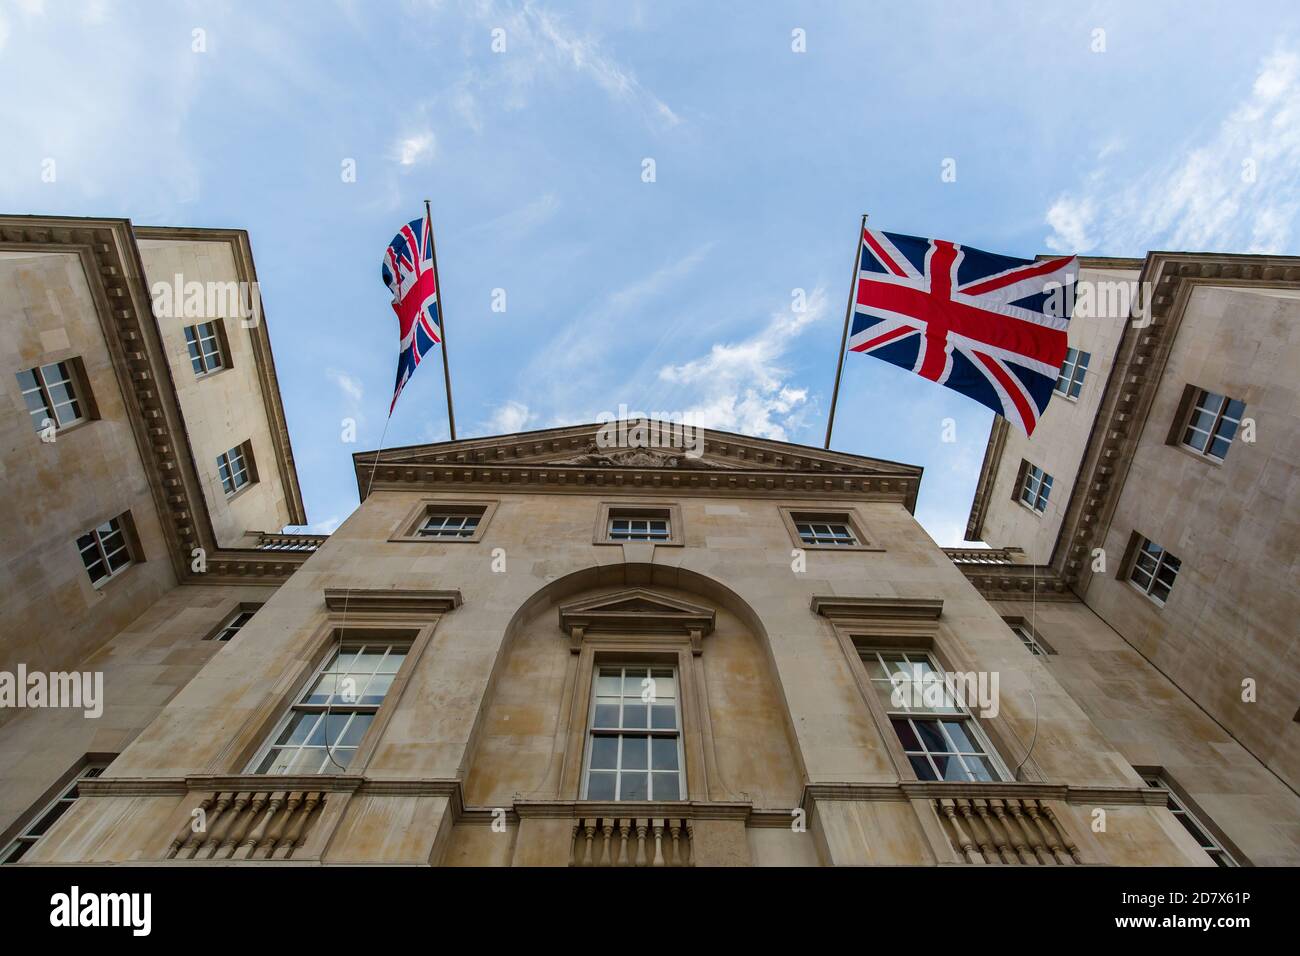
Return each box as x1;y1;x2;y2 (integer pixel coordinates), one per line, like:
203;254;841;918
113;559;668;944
558;588;716;640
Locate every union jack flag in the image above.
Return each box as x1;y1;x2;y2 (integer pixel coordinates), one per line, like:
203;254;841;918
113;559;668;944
849;227;1076;435
381;208;442;414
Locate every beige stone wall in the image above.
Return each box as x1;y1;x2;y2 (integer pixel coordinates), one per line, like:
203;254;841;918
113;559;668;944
0;583;277;849
0;250;175;689
977;267;1137;560
1085;284;1300;794
992;598;1300;866
137;237;295;546
26;484;1202;864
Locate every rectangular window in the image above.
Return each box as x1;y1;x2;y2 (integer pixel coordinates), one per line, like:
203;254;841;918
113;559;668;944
251;640;408;775
209;607;260;642
1018;462;1053;512
216;442;252;496
1;762;108;864
583;665;683;801
16;360;87;433
184;321;226;376
608;515;671;542
860;649;1008;783
76;515;134;585
1054;347;1089;399
418;512;482;538
1129;535;1181;604
1011;623;1046;656
1181;388;1245;461
1143;774;1237;866
795;519;858;547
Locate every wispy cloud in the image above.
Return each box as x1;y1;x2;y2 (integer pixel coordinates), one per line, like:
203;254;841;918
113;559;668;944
1045;46;1300;255
483;400;534;434
393;131;436;166
656;287;829;441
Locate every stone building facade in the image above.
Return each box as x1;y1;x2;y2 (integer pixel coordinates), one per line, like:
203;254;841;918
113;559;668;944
1;217;1296;866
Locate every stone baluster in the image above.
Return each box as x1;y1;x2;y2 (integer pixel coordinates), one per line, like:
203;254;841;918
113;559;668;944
651;818;667;867
617;819;632;866
1026;802;1074;865
668;819;683;866
1009;800;1054;864
235;792;283;860
197;792;250;860
937;798;984;863
167;793;215;859
179;792;231;860
989;798;1036;864
634;819;649;866
256;791;299;860
273;792;320;859
217;792;267;860
1041;804;1081;863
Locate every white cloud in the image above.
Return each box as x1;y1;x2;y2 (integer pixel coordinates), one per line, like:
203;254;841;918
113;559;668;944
485;400;534;434
327;368;364;405
1044;46;1300;255
656;287;829;441
394;131;436;166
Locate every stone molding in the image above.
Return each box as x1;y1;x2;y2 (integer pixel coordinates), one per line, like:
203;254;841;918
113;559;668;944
810;595;944;621
322;588;463;616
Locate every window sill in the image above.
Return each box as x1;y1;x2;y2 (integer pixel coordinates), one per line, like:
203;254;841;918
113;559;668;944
1126;579;1168;607
1169;441;1226;468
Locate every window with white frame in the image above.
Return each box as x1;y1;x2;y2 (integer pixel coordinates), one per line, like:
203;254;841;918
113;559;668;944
251;640;408;775
1054;347;1089;399
1143;773;1237;866
1018;461;1053;512
1129;535;1181;604
1;762;109;864
216;442;252;495
16;361;87;433
795;518;858;546
608;514;671;542
209;607;260;642
583;665;683;801
77;515;133;585
860;649;1008;783
183;322;226;376
1009;623;1047;656
418;511;481;538
1181;388;1245;461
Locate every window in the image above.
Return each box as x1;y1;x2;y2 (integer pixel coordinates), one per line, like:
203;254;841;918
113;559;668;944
216;442;253;496
1143;774;1237;866
418;512;481;538
594;503;682;546
184;321;226;376
583;665;683;801
1129;535;1181;604
1054;347;1089;399
608;515;671;542
796;519;857;546
16;360;88;433
1181;388;1245;461
860;649;1008;783
251;640;408;775
209;607;259;641
1017;462;1053;513
77;515;134;585
1;762;108;864
1010;623;1047;656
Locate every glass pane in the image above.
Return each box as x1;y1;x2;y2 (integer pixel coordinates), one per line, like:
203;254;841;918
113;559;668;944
257;749;296;774
586;772;616;800
357;672;393;705
651;773;680;801
621;736;648;770
593;703;620;728
622;704;648;729
590;736;618;770
909;755;937;780
650;670;675;699
596;672;621;696
651;704;676;729
620;772;648;801
651;737;678;770
915;720;948;753
305;673;336;705
25;800;71;837
275;712;320;747
1209;437;1231;459
337;713;372;748
623;671;648;696
891;717;920;752
941;720;981;754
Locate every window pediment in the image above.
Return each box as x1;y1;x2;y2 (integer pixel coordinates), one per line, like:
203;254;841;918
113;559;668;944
558;589;716;654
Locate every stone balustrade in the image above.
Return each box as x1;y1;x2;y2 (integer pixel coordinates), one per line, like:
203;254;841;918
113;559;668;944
571;816;693;866
932;796;1080;865
165;789;326;861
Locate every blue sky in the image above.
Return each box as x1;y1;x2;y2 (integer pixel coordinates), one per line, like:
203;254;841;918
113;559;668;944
3;0;1299;543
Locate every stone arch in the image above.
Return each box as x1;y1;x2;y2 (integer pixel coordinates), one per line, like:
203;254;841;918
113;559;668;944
461;562;807;810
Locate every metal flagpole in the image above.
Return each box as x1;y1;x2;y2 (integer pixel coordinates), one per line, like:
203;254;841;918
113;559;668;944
823;213;868;449
425;198;457;440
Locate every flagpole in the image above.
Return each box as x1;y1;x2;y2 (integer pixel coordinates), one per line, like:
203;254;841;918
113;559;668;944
425;198;457;440
823;213;868;449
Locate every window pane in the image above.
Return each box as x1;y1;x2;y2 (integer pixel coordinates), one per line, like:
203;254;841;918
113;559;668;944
622;736;648;770
593;703;620;728
590;736;618;770
651;737;678;771
651;773;680;801
892;717;921;752
650;704;676;729
909;755;937;780
587;772;616;800
275;712;320;747
619;772;648;800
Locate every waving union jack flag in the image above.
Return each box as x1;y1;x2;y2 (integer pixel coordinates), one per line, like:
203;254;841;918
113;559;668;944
381;208;442;414
849;228;1076;435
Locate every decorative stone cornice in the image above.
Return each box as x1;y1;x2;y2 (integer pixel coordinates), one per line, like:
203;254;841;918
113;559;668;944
803;781;1165;807
810;596;944;621
964;416;1009;542
950;562;1078;603
322;588;463;616
353;422;924;511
